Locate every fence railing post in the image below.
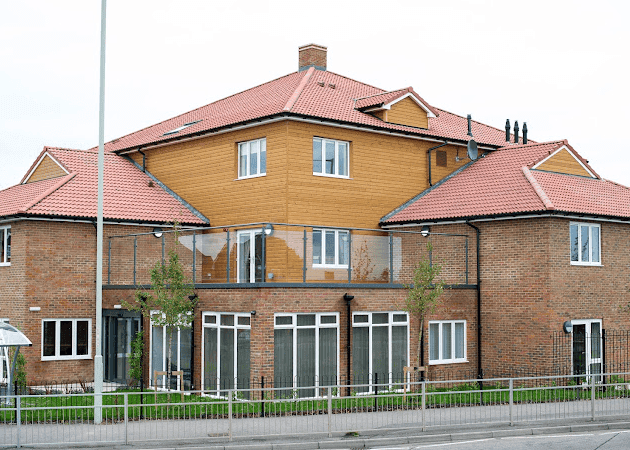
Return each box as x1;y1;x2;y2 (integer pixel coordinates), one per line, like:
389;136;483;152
16;395;21;449
509;378;513;426
228;389;233;441
591;373;596;421
421;381;426;432
124;393;129;445
327;386;332;437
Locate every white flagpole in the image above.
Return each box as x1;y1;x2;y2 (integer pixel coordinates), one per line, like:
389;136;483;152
95;0;106;424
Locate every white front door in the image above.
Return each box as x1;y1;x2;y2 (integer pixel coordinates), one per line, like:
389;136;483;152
572;319;602;383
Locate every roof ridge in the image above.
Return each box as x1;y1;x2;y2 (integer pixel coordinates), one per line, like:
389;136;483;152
521;167;554;210
499;140;565;151
283;67;315;112
354;87;408;101
17;173;76;214
321;69;386;93
98;71;306;151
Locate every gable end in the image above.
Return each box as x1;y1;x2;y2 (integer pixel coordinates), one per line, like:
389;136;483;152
24;153;69;184
532;146;595;178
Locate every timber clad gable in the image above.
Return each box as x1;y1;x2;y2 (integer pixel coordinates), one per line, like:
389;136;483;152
24;154;68;184
384;96;429;129
534;147;594;178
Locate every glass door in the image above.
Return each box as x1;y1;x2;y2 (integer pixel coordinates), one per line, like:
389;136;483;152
237;230;263;283
103;311;141;385
572;319;602;383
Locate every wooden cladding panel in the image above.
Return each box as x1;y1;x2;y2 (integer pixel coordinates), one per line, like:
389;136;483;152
536;149;592;177
134;121;290;225
429;145;476;185
26;155;66;183
386;97;428;129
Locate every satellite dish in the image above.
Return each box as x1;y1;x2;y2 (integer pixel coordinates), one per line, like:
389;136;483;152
467;139;478;160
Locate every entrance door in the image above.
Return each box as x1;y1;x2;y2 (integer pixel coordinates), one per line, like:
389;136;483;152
103;311;141;385
572;319;602;383
237;230;263;283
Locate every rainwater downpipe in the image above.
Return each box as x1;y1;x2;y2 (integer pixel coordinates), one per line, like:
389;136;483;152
465;222;482;382
344;293;354;389
138;148;146;172
427;141;448;187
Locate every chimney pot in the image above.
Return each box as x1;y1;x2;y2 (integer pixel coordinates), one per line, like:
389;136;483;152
505;119;511;142
514;121;520;144
523;122;528;144
467;114;473;137
299;44;327;72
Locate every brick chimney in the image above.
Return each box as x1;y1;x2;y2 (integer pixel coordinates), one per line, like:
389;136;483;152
299;44;327;72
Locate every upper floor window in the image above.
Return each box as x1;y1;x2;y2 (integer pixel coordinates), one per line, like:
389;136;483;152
0;226;10;266
570;222;600;265
313;138;349;178
313;229;349;268
238;138;266;179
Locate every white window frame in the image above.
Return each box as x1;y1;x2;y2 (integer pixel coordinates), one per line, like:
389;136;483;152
312;137;349;178
570;222;601;266
312;229;349;268
201;312;251;393
149;312;192;390
237;229;263;283
352;311;410;387
41;318;92;361
428;320;467;365
238;138;267;179
0;226;10;266
274;312;340;397
570;318;603;384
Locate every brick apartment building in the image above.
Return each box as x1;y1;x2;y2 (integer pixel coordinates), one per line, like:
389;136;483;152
1;44;629;393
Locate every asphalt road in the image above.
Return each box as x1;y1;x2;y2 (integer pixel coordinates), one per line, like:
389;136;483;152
370;429;630;449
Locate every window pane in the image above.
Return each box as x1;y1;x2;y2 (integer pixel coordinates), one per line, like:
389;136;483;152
591;322;601;359
43;321;56;357
203;327;218;391
338;142;347;176
393;314;407;323
275;316;292;326
297;314;315;326
591;226;600;263
392;326;407;383
319;327;337;386
325;141;335;174
239;143;248;177
59;321;73;356
455;323;465;359
372;326;389;385
429;323;439;361
325;231;335;265
338;231;349;266
260;139;266;174
0;230;4;263
204;315;217;324
442;323;452;360
238;234;251;282
152;326;164;377
313;139;322;173
372;313;388;324
352;326;369;390
274;328;293;393
220;328;234;390
238;316;250;326
353;315;368;323
76;320;89;355
3;229;7;262
581;225;589;262
297;328;316;397
237;329;251;392
250;140;259;175
313;230;321;264
180;328;192;390
221;314;234;326
570;224;578;261
320;315;336;324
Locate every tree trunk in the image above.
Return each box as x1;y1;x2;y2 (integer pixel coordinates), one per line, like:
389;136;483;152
166;327;173;392
418;318;425;368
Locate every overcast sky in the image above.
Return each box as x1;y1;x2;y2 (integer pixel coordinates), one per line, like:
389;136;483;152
1;0;629;191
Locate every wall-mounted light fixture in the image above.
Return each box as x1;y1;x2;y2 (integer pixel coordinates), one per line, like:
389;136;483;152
563;320;573;333
29;307;41;312
250;310;256;316
263;223;274;236
188;294;198;302
421;225;430;237
114;304;122;309
152;227;163;238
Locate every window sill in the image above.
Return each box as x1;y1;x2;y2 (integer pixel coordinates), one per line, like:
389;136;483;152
313;264;349;270
312;172;350;180
429;359;468;365
41;355;92;361
570;262;602;267
235;173;266;181
0;263;10;267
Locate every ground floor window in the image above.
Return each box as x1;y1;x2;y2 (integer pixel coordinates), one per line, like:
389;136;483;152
202;312;251;396
41;318;91;360
572;319;602;383
429;320;466;364
352;312;408;392
274;313;339;398
150;317;192;390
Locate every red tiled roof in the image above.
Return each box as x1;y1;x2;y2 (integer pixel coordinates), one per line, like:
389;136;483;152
0;147;208;224
101;69;524;153
380;140;630;224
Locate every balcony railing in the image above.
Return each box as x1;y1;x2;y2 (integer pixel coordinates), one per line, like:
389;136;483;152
105;223;474;288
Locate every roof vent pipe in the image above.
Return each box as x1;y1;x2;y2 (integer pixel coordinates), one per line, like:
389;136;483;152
505;119;510;142
522;122;528;144
467;114;473;137
514;121;519;144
